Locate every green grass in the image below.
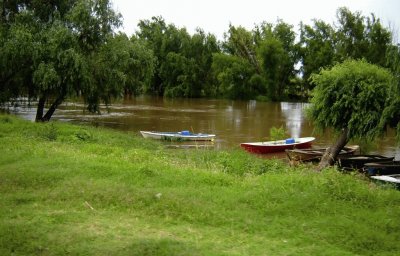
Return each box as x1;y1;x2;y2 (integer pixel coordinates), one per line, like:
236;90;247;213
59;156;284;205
0;114;399;255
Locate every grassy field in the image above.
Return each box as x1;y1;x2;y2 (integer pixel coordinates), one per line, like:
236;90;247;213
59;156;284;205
0;114;399;255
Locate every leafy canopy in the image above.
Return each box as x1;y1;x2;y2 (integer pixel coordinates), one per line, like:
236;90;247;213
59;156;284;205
307;59;394;140
0;0;155;121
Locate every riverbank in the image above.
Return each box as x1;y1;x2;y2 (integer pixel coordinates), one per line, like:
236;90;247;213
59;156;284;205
0;114;399;255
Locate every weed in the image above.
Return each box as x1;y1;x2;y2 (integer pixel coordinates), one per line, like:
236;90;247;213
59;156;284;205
269;126;288;141
75;129;92;141
0;115;13;123
42;122;58;141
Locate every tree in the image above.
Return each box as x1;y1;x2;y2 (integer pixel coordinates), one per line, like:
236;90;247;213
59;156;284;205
211;53;262;99
137;17;189;96
299;8;392;91
223;25;261;74
185;29;220;97
307;59;395;170
216;25;263;100
137;18;220;97
258;37;289;100
218;21;298;101
123;35;156;97
299;20;335;89
256;20;299;100
159;28;219;98
335;7;392;65
0;0;154;121
160;52;193;97
87;34;155;107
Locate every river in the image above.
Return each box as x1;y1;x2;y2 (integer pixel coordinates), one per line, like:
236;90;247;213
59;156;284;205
5;96;400;160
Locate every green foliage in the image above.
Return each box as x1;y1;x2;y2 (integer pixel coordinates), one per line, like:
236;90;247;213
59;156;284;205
41;123;58;141
258;38;288;100
299;20;336;88
75;129;92;141
137;17;219;97
223;25;260;73
0;0;153;121
216;22;299;101
299;8;392;91
85;34;155;110
184;149;286;176
1;114;400;255
269;126;288;141
67;0;122;51
335;7;392;65
308;59;395;140
0;115;13;123
382;44;400;141
1;4;398;110
256;21;299;101
211;53;259;99
127;37;157;95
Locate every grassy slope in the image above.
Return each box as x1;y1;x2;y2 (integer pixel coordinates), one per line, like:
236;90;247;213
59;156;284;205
0;114;399;256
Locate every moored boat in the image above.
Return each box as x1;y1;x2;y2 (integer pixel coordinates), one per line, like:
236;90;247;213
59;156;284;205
370;174;400;189
285;145;359;162
337;154;394;170
240;137;315;154
363;161;400;176
140;130;216;141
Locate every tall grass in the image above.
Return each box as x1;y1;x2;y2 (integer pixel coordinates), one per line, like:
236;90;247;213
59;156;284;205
0;114;399;255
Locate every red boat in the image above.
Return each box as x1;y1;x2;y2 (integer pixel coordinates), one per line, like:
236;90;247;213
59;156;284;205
240;137;315;154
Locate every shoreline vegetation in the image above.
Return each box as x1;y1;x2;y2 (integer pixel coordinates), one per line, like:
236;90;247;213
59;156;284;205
2;2;399;123
1;114;400;255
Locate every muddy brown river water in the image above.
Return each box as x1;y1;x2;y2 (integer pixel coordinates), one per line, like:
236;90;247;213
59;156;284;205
7;96;400;160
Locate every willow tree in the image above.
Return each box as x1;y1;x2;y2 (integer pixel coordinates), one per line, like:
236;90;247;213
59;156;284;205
0;0;153;121
307;59;395;170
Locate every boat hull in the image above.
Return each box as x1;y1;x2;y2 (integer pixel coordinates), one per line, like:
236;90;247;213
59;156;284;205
370;174;400;189
285;145;359;162
140;131;215;141
337;155;395;170
240;137;315;154
363;161;400;176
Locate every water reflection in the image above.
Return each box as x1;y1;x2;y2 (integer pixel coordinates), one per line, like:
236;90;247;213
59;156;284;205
2;96;398;160
280;102;309;138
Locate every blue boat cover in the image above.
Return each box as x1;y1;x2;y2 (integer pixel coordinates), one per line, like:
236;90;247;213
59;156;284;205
285;138;295;144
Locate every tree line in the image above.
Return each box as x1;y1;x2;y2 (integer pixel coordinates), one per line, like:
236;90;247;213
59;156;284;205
0;0;399;122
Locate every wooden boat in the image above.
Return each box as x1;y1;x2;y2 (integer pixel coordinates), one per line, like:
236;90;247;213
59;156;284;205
363;161;400;176
370;174;400;189
140;130;216;141
240;137;315;154
285;145;359;162
336;155;394;170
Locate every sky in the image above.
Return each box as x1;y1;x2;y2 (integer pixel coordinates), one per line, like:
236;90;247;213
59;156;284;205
111;0;400;42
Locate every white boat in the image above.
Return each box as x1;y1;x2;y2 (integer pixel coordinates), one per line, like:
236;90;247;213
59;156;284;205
140;131;216;141
370;174;400;184
241;137;315;154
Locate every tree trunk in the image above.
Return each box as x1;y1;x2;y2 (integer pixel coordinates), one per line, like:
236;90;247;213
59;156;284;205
316;128;350;171
35;89;66;122
35;96;46;122
41;94;65;122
